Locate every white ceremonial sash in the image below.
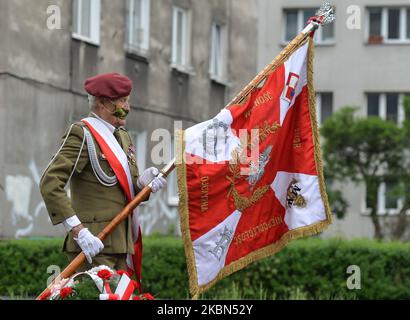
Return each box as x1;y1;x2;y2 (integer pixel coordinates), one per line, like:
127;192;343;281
82;117;142;275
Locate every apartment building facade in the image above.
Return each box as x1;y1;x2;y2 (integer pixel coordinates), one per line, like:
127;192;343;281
0;0;258;238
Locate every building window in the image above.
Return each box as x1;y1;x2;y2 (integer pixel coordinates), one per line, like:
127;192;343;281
171;6;192;72
367;93;407;125
72;0;101;45
316;92;333;125
167;138;179;206
129;131;147;174
210;23;228;83
384;180;399;210
367;93;380;117
368;8;382;42
388;9;401;39
127;0;150;55
386;94;399;123
167;171;179;206
408;8;410;39
367;7;410;44
284;8;335;44
365;181;402;215
285;10;299;43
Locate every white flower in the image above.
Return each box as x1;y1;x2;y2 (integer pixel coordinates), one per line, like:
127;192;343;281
86;265;115;277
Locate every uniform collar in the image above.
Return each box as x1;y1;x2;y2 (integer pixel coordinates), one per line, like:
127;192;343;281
91;112;116;134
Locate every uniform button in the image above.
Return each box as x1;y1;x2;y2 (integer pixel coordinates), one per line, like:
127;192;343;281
52;213;56;217
93;217;97;222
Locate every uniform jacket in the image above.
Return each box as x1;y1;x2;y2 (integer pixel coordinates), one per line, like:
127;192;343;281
40;114;141;254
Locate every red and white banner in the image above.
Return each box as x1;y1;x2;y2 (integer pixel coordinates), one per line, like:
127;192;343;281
82;118;143;289
177;40;332;297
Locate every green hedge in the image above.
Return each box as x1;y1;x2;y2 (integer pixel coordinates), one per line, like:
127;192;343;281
1;237;410;299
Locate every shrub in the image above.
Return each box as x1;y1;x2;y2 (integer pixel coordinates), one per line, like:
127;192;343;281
1;237;410;299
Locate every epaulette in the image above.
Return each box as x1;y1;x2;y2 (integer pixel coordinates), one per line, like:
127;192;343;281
74;121;87;128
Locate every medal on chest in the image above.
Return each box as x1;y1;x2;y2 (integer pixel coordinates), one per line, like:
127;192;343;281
127;144;137;166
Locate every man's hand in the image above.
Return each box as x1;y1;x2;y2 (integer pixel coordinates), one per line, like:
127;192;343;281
73;228;104;264
137;167;167;193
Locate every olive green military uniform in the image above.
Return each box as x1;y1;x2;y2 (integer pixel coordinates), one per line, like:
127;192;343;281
40;114;141;270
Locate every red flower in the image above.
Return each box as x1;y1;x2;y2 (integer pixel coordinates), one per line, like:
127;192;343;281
142;293;155;300
59;287;73;300
97;269;112;280
133;293;155;301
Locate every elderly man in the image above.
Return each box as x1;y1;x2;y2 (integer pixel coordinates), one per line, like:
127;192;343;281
40;73;166;275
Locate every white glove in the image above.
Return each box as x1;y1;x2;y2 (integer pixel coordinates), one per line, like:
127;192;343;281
74;228;104;264
137;167;167;193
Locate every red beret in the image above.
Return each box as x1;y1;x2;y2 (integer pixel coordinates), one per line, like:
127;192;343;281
84;73;133;99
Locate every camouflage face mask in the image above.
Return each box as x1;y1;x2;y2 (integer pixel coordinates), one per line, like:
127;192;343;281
102;99;130;120
112;107;129;120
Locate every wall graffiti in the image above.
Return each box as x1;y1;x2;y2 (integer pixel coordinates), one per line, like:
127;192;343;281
4;160;180;238
5;160;47;238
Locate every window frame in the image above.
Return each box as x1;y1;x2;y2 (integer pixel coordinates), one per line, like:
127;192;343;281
316;92;333;125
167;170;179;207
362;93;408;216
128;130;148;205
366;7;410;44
209;22;229;84
366;93;406;125
171;6;193;74
363;182;404;216
126;0;151;56
72;0;101;46
283;8;336;45
167;137;179;206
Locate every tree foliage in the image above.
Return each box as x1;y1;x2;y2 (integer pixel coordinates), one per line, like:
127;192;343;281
5;238;410;299
321;107;405;239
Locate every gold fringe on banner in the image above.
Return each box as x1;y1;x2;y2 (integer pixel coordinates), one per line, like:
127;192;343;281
175;129;201;299
176;37;333;299
306;38;333;226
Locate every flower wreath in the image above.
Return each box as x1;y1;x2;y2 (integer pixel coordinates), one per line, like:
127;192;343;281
39;266;155;301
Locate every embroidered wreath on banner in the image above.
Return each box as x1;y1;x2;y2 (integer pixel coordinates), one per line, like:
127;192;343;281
226;150;270;212
226;121;281;212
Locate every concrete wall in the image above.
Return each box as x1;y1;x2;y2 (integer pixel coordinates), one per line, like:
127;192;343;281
4;0;72;88
0;0;258;239
257;0;410;239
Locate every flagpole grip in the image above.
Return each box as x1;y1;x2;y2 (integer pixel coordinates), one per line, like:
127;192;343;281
35;159;176;300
